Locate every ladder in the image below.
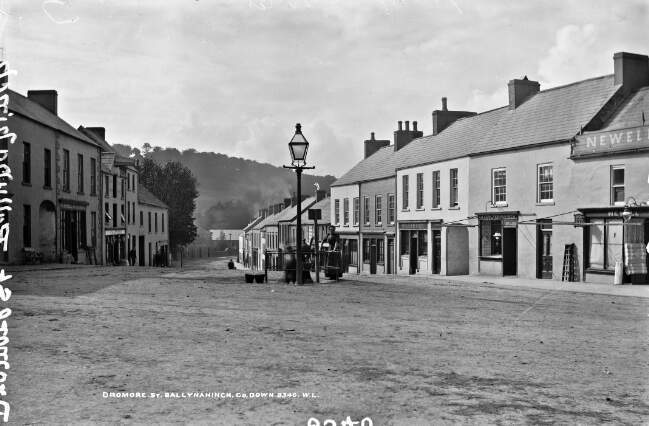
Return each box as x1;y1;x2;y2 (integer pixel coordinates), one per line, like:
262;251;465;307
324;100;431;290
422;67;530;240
561;243;575;282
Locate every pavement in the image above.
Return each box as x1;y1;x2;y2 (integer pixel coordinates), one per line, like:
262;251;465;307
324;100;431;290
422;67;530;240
235;261;649;299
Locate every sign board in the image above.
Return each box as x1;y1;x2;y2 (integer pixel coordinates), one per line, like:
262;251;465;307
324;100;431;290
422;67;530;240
105;229;126;236
477;214;518;221
308;209;321;221
573;126;649;158
400;222;427;230
503;219;518;228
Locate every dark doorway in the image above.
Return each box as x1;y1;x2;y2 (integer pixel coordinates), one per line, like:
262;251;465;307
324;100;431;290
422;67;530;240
503;227;517;276
370;240;377;274
387;238;394;274
62;210;78;262
432;230;441;274
148;242;152;266
139;236;145;266
536;220;553;279
409;234;418;274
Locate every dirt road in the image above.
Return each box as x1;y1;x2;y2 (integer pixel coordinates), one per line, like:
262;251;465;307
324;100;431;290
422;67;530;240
8;260;649;424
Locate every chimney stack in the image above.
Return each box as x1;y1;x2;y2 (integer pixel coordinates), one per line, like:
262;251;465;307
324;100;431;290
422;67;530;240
614;52;649;94
364;132;390;158
316;190;327;201
394;120;424;151
283;197;292;209
85;127;106;141
432;97;476;135
27;90;58;115
507;76;540;109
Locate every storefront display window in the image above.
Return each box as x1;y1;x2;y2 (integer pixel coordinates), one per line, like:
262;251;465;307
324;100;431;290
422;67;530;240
588;218;623;271
480;219;502;257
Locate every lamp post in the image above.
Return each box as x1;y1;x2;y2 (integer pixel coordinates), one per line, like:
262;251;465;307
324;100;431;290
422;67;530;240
283;123;315;284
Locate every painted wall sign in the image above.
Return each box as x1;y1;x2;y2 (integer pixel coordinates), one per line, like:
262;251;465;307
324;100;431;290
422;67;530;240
573;125;649;158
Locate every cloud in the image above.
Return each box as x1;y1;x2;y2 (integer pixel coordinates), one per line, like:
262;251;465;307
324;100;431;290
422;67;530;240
538;24;601;87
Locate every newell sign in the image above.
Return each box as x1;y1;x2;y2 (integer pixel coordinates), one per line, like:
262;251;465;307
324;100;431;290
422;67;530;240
573;125;649;158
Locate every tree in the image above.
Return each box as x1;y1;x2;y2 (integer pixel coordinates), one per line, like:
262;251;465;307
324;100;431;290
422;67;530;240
139;158;198;251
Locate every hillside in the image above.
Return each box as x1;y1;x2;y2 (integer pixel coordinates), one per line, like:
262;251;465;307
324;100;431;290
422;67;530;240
111;144;337;230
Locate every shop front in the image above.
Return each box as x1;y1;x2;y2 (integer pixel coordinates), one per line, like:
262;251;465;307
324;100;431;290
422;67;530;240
579;207;649;284
338;233;359;274
361;233;385;275
476;212;519;276
398;222;428;275
105;228;126;265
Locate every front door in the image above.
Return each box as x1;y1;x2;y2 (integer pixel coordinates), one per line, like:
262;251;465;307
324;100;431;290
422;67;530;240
387;238;394;274
503;227;517;276
370;240;377;274
537;220;553;279
138;236;145;266
409;234;418;274
432;230;441;274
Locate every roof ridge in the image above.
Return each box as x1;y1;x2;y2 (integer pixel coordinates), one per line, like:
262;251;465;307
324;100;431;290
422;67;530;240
537;74;615;94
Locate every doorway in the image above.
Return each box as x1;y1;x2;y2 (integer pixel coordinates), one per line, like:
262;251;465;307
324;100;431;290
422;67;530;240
502;227;517;276
536;220;553;279
409;234;418;274
387;238;394;274
432;230;441;274
369;240;377;274
139;236;145;266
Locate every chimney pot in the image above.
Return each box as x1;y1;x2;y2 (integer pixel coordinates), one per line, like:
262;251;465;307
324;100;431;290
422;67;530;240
405;120;410;131
370;132;375;140
413;121;418;132
398;121;402;131
442;97;448;111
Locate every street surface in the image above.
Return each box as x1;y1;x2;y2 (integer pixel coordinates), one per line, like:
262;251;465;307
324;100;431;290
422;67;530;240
8;259;649;424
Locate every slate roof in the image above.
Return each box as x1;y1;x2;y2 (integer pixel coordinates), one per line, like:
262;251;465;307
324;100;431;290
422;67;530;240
470;75;620;155
137;184;168;209
275;196;317;223
333;74;622;184
252;208;285;230
243;216;264;233
9;89;98;147
331;145;396;187
602;86;649;130
299;197;331;225
79;126;135;165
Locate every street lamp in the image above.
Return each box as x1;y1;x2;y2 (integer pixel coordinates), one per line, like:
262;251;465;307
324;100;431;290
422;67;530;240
284;123;315;284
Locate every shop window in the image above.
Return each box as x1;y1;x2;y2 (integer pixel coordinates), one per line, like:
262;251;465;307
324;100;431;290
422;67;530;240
388;194;395;224
377;239;384;264
416;173;424;209
449;168;458;207
418;230;427;256
492;168;506;204
480;219;502;257
349;239;358;266
588;218;623;271
400;230;409;255
375;195;382;225
363;196;370;225
363;238;371;264
537;163;553;202
611;166;625;205
343;198;349;225
402;175;409;209
432;170;440;208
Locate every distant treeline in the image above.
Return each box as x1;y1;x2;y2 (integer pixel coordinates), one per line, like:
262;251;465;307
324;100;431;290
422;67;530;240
112;144;337;230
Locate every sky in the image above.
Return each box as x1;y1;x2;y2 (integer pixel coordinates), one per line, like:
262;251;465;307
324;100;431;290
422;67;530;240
1;0;648;177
